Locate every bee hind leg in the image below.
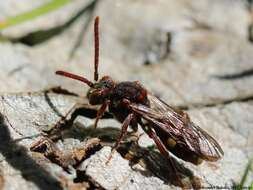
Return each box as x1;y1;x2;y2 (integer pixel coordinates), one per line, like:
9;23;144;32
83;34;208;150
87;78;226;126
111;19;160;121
139;124;187;188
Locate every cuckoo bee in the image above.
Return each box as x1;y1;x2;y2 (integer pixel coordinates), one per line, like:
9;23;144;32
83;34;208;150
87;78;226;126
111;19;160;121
54;16;223;183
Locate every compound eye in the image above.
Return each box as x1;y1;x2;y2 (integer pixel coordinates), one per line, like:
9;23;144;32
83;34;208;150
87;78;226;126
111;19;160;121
102;81;109;87
102;80;114;89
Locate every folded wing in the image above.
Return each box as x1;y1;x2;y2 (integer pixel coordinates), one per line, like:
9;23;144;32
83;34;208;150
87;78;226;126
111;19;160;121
129;93;224;161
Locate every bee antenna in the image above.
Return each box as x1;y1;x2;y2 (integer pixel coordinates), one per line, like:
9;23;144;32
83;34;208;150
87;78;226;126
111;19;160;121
94;16;99;81
56;71;94;87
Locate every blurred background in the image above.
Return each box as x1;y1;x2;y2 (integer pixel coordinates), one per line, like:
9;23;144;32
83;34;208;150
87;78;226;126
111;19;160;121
0;0;253;107
0;0;252;189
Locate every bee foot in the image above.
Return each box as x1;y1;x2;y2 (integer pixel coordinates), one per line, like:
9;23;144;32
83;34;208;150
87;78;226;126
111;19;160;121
30;137;53;152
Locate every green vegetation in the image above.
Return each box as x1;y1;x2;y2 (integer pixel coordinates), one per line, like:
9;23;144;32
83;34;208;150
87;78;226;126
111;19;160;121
236;160;252;190
0;0;72;30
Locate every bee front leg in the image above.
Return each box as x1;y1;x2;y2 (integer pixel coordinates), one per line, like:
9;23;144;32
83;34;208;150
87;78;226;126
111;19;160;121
106;113;134;164
94;100;110;129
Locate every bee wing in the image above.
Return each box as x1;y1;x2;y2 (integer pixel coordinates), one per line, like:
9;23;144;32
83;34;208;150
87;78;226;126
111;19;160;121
129;93;224;161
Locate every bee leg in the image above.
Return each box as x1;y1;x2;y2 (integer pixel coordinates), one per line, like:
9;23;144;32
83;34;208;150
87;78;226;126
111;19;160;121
139;124;184;187
46;102;113;138
94;100;110;129
45;103;87;137
140;125;169;157
130;115;138;132
106;113;134;164
31;103;101;151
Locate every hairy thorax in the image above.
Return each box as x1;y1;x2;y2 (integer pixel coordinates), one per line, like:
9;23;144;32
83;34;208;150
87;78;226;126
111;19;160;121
109;81;149;122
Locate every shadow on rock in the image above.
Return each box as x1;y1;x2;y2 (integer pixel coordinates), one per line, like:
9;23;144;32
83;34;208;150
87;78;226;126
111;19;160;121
118;141;202;189
61;124;202;189
0;113;63;190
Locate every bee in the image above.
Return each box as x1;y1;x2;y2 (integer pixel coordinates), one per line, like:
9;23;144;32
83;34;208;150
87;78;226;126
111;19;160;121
38;16;223;186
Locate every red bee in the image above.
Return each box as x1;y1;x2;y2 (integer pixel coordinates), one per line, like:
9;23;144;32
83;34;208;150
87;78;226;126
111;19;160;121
56;16;223;176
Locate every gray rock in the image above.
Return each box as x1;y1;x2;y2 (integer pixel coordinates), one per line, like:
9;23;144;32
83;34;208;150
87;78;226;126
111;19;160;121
0;1;252;189
78;146;170;190
0;92;252;189
0;0;252;107
0;92;91;190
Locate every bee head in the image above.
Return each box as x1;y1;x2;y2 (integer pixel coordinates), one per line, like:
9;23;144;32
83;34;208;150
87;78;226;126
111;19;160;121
87;76;115;105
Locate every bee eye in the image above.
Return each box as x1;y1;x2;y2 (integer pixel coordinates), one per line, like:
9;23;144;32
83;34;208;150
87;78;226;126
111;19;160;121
101;80;113;88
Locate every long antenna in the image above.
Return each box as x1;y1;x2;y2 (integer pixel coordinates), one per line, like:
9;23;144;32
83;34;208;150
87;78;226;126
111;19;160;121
56;71;93;87
94;16;99;81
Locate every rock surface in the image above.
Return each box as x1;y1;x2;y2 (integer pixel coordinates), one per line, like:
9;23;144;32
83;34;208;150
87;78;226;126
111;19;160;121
0;0;252;189
0;92;252;190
